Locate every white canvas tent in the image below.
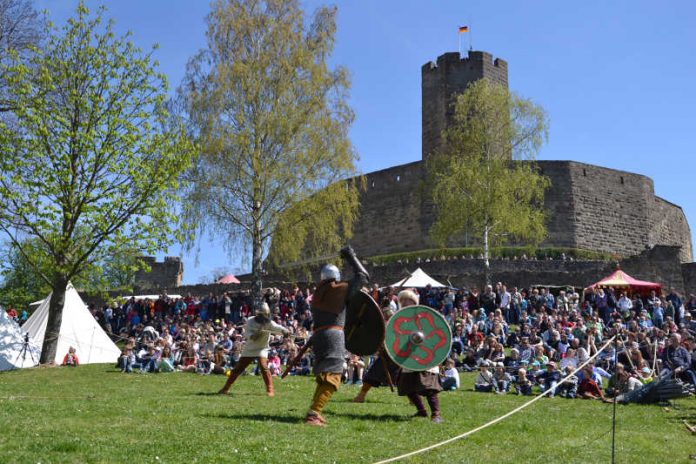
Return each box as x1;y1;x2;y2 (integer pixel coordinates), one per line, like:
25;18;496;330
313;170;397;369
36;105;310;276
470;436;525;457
23;283;121;364
0;307;40;371
390;268;447;288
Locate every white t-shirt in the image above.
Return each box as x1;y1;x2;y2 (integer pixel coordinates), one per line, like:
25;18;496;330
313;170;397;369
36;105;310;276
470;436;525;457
443;367;460;389
241;317;287;358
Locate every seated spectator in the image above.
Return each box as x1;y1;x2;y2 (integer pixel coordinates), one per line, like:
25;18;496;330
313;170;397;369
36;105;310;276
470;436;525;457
440;358;460;391
492;362;512;394
577;364;604;400
179;346;198;373
158;345;175;373
605;363;642;399
539;361;561;397
268;350;282;376
474;361;495;392
62;346;79;367
140;345;159;373
118;347;134;373
517;337;534;362
637;366;653;384
459;349;478;372
504;348;522;373
345;354;365;385
660;333;696;385
210;346;227;375
556;365;578;398
560;348;578;372
514;367;533;396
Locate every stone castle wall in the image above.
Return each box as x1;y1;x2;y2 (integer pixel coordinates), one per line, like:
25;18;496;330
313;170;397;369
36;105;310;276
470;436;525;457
134;256;183;291
356;246;684;294
650;197;693;263
348;160;693;264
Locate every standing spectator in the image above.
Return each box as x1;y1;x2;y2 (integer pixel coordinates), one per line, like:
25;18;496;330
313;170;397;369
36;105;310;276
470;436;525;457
617;292;633;319
666;289;683;325
479;285;497;314
499;285;512;323
595;289;610;325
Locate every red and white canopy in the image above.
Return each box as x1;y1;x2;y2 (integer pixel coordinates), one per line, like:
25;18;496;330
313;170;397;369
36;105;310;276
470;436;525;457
586;269;661;293
216;274;240;284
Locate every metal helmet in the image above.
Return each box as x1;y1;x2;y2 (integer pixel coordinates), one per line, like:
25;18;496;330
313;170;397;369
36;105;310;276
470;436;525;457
320;264;341;282
255;301;270;317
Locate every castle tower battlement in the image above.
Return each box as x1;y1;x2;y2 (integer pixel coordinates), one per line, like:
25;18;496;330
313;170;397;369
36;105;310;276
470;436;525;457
422;50;508;160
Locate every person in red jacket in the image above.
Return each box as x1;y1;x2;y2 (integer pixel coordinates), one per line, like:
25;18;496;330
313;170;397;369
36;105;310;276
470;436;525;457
62;347;79;367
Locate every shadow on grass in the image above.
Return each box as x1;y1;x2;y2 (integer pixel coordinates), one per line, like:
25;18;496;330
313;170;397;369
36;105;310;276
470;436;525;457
332;411;411;422
334;398;394;405
190;391;272;397
204;412;300;424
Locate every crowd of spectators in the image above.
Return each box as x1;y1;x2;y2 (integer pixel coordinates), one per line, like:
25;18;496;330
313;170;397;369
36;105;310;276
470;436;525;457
13;280;696;400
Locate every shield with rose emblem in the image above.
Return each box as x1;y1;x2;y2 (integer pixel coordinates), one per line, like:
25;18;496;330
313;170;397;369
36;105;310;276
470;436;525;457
384;305;452;371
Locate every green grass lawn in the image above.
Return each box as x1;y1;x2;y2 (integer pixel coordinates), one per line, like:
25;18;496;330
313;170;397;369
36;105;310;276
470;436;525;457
1;365;694;464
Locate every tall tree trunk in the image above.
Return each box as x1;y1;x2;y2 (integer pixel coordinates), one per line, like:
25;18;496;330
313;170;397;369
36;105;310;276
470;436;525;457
40;277;68;364
250;215;263;314
483;224;491;286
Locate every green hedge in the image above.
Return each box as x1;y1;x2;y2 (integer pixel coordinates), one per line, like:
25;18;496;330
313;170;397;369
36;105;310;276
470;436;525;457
367;246;617;265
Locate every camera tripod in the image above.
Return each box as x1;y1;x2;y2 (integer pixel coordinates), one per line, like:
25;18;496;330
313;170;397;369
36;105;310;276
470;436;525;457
13;333;37;369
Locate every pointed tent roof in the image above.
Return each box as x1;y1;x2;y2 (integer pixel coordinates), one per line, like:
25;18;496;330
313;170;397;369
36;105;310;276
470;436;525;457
0;307;40;371
216;274;240;284
586;268;661;293
23;283;121;364
390;268;447;288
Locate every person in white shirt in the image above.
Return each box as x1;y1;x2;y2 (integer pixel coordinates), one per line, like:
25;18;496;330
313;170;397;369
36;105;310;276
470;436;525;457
218;302;289;397
617;292;633;316
440;358;460;390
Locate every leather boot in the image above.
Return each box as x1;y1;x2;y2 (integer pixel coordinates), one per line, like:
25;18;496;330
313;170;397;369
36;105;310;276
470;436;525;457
261;369;275;397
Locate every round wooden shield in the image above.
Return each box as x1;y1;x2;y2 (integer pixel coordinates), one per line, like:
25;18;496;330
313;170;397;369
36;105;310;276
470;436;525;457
384;305;452;371
345;290;385;355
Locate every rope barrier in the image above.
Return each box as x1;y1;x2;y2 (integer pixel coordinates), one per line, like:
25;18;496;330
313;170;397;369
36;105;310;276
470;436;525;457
373;335;617;464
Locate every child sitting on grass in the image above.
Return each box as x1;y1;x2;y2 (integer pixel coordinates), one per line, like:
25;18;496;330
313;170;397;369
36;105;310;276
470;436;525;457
62;347;79;367
474;361;495;392
514;367;533;396
556;365;578;399
440;358;460;391
492;362;512;394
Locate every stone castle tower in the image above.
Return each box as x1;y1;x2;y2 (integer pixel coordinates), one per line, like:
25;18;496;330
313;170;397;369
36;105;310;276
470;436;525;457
421;51;508;159
344;49;692;265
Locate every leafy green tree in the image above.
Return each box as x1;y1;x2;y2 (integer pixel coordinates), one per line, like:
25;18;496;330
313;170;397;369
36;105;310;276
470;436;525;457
0;239;143;309
0;240;51;310
179;0;361;306
0;3;194;363
1;0;44;113
427;79;550;284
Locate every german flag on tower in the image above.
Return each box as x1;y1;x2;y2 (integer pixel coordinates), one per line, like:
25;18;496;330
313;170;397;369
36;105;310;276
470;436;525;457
458;26;469;33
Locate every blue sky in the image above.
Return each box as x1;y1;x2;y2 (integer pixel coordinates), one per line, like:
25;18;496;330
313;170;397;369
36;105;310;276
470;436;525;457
37;0;695;284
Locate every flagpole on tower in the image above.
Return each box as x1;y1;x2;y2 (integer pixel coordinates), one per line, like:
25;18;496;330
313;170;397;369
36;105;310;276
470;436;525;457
458;25;469;56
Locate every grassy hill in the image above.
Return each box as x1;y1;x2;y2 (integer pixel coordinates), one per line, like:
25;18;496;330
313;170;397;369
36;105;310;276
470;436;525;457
0;365;694;463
